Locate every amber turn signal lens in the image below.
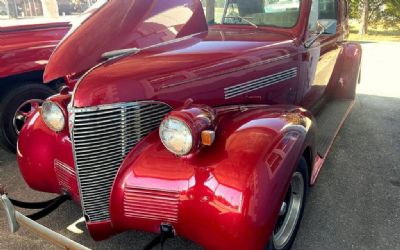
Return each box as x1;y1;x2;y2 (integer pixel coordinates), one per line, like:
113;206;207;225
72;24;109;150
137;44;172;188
201;130;215;146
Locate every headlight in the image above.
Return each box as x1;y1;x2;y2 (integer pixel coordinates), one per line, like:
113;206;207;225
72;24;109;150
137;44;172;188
159;117;193;156
41;101;66;132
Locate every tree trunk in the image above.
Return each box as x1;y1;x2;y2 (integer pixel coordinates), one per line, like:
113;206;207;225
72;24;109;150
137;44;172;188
359;0;368;35
205;0;215;23
41;0;59;18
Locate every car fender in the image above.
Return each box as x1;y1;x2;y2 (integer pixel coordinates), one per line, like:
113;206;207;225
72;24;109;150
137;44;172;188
16;110;79;202
0;25;69;80
108;105;316;249
327;42;362;99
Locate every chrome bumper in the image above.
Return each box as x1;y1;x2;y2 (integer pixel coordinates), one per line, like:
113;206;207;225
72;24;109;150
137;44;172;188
0;194;90;250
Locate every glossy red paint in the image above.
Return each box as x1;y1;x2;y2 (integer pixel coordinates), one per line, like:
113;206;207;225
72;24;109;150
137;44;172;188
69;28;299;107
44;0;208;83
108;106;314;249
17;94;80;202
15;0;362;249
326;43;363;99
0;20;70;81
71;27;300;108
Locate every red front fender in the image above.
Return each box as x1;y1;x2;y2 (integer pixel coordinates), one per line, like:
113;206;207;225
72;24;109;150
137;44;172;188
107;105;315;249
16;111;80;202
326;42;362;99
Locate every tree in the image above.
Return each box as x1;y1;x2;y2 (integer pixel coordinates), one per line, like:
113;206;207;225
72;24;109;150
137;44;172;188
359;0;369;34
351;0;400;34
41;0;59;18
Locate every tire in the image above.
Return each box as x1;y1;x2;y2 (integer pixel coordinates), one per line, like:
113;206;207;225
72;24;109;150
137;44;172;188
265;157;309;250
0;83;55;152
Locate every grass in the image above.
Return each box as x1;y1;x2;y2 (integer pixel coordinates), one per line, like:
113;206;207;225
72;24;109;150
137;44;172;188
348;20;400;42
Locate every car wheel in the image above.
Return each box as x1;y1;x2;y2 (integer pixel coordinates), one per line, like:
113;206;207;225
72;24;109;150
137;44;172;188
0;83;55;152
265;157;309;250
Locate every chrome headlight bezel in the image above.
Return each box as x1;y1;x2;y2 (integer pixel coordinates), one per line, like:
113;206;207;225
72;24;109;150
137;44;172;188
159;117;193;156
41;101;66;132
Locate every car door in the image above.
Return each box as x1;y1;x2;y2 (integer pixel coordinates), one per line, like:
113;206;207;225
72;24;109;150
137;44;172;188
301;0;342;110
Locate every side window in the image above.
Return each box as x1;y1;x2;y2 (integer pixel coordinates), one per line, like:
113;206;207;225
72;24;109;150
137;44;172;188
318;0;338;20
308;0;339;33
201;0;223;24
308;0;319;32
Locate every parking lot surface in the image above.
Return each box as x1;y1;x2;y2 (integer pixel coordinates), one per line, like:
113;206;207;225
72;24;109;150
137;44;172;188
1;42;400;250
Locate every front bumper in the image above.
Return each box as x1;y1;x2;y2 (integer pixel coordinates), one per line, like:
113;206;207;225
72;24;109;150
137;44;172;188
0;193;90;250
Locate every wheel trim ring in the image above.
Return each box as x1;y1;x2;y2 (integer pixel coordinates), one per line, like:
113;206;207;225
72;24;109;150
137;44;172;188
273;172;304;249
12;99;44;135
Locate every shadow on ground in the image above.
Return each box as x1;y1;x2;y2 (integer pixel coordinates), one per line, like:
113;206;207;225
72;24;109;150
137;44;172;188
293;94;400;250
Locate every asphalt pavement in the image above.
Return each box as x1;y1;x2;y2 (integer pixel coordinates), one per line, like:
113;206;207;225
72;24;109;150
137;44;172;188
1;42;399;250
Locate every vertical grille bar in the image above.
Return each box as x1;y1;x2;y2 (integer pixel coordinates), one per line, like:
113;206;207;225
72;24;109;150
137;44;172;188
71;101;171;222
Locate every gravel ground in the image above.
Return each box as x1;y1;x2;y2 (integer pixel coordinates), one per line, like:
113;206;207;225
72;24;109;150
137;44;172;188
1;42;399;250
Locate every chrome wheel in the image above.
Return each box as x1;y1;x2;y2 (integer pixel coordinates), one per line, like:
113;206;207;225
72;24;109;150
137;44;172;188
12;99;43;135
272;172;305;249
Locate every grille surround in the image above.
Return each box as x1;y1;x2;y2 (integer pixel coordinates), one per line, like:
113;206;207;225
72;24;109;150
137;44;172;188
70;101;171;222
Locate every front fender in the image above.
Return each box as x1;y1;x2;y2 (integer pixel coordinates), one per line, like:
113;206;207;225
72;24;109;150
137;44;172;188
108;105;315;250
327;42;362;99
16;111;79;202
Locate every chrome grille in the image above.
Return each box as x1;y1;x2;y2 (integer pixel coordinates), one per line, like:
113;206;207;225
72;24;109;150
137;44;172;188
71;101;171;222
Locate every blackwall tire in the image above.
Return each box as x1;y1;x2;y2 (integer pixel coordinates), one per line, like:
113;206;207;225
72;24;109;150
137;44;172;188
265;157;309;250
0;83;55;153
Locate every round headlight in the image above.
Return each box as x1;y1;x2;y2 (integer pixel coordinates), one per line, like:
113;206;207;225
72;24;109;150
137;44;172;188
41;101;66;132
159;117;193;156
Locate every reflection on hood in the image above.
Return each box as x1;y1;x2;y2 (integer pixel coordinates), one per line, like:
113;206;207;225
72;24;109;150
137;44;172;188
44;0;207;83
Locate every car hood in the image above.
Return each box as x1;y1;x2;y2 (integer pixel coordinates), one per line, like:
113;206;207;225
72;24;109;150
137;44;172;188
72;26;298;108
44;0;207;83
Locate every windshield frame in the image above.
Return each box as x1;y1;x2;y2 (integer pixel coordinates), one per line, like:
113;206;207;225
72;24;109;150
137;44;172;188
221;0;302;29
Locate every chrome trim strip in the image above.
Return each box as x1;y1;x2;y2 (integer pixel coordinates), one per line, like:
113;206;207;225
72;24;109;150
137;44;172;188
224;67;297;99
160;54;294;90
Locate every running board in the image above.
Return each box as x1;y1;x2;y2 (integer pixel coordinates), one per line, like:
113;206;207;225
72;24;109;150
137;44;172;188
315;99;354;157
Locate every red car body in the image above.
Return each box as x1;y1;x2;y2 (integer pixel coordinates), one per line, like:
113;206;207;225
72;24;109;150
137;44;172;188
0;18;71;151
0;19;70;81
15;0;361;249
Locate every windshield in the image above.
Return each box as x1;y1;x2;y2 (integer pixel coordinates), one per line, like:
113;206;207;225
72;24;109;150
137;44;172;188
222;0;301;28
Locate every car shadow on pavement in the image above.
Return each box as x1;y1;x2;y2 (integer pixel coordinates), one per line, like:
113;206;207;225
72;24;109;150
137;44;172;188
293;94;400;250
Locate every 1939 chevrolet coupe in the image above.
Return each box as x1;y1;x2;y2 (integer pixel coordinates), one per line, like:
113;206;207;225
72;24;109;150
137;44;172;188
1;0;361;249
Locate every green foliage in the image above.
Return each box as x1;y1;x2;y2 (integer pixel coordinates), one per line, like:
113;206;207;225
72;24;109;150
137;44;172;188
349;0;361;19
350;0;400;29
375;1;400;28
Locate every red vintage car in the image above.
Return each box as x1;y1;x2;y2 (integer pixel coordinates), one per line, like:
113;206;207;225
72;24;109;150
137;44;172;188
0;18;70;152
1;0;361;249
